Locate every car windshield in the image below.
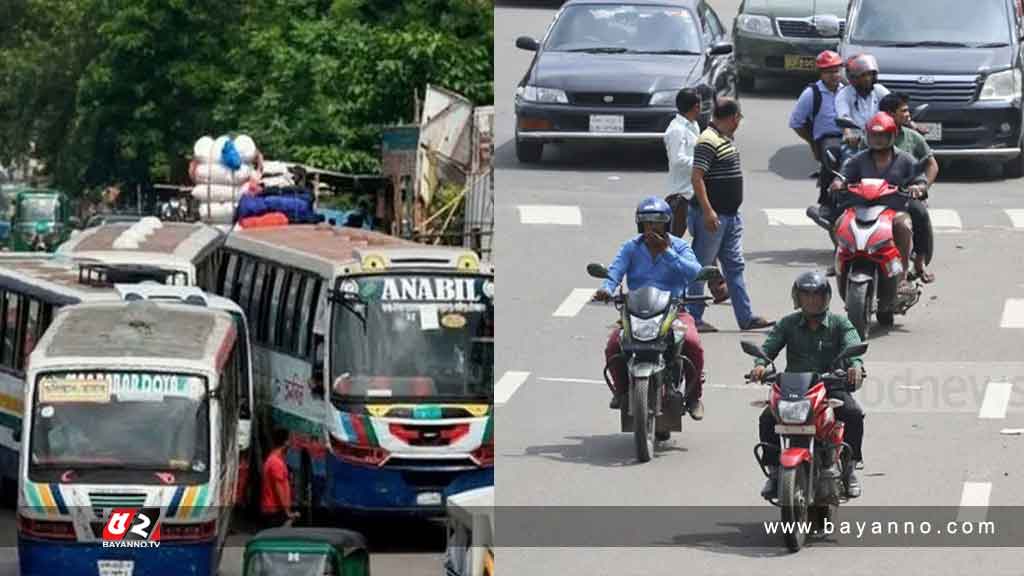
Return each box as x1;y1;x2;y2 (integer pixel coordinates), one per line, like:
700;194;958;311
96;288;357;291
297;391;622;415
246;552;333;576
330;274;494;403
545;4;703;54
29;371;210;481
849;0;1011;46
18;196;58;222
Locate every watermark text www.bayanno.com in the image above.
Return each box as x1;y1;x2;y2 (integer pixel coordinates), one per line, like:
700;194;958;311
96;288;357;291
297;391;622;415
765;519;997;539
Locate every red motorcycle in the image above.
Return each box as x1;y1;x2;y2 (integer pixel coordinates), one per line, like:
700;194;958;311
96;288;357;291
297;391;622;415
826;151;928;339
742;340;867;552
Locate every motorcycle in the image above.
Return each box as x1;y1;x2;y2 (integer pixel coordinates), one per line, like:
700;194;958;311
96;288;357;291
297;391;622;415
586;262;720;462
827;151;930;340
160;196;189;222
742;339;868;552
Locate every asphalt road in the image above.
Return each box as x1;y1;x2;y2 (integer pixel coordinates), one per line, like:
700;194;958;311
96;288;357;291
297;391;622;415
495;0;1024;573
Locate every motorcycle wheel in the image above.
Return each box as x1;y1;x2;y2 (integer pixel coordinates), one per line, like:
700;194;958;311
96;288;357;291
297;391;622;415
846;281;872;341
780;466;810;552
633;377;655;463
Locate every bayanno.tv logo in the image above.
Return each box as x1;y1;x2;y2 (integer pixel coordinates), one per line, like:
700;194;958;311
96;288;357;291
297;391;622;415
102;508;162;549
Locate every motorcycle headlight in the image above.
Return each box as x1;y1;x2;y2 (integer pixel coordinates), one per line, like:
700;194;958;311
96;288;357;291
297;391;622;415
519;85;569;104
778;400;812;424
980;69;1022;101
630;316;662;342
736;14;774;37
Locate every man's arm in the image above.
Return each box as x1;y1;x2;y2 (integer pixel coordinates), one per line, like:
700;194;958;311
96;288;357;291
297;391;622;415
601;239;634;294
915;135;939;186
669;126;696;176
691;139;716;215
834;87;853;124
753;318;789;367
789;89;816;152
663;239;704;286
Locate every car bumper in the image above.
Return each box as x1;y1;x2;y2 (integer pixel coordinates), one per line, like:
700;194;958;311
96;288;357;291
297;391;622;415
734;30;840;77
515;100;703;143
916;101;1022;159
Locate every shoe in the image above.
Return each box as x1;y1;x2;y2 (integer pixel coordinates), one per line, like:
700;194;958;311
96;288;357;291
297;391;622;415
826;265;837;277
761;468;779;499
687;399;704;421
609;395;621;410
742;317;775;331
696;321;718;333
846;469;862;498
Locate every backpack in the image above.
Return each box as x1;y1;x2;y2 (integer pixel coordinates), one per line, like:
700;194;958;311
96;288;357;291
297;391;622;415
801;82;823;132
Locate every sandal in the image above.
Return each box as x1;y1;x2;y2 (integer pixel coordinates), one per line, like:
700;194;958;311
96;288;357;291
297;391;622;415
742;317;776;331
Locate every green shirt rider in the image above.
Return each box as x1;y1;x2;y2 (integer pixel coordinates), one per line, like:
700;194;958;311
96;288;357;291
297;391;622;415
749;271;866;500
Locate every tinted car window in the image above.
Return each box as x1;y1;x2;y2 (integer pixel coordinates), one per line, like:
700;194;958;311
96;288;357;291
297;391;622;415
545;4;702;53
850;0;1011;45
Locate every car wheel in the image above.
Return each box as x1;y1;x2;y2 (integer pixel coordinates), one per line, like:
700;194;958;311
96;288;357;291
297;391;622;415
738;72;756;93
516;138;544;163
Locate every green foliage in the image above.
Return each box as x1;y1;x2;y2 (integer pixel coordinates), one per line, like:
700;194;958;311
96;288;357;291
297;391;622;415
0;0;493;197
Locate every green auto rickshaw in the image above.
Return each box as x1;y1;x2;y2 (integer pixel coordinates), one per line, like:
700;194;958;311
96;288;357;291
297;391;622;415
243;528;370;576
9;189;77;251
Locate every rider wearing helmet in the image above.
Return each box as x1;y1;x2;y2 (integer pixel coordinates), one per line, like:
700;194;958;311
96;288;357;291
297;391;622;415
750;271;866;499
830;112;929;299
595;197;707;418
835;54;890;153
789;50;846;210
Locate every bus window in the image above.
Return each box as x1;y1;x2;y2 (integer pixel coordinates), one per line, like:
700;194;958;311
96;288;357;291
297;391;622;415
282;274;304;354
21;299;41;369
2;292;21;369
268;268;286;347
221;253;239;298
297;279;321;358
237;258;255;314
257;267;277;344
249;262;267;330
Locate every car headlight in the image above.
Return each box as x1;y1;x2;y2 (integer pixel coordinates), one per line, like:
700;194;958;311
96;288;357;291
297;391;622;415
980;69;1022;101
736;14;774;37
519;85;568;104
778;400;812;424
649;90;678;106
630;316;662;341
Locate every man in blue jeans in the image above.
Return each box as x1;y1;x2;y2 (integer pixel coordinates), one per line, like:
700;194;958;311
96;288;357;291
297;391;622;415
686;98;774;333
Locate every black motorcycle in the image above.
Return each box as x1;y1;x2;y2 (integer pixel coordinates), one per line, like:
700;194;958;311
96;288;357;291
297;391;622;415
587;263;720;462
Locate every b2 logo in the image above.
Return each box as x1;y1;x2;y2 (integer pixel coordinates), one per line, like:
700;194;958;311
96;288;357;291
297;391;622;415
103;508;162;541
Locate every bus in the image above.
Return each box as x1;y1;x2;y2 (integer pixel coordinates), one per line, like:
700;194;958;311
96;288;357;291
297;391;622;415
0;253;256;509
56;218;224;287
211;224;494;516
17;300;243;576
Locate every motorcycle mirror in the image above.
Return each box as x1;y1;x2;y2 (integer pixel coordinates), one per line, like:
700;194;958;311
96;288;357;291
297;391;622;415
836;342;868;361
695;266;721;282
740;340;770;361
912;103;929;120
586;263;610;279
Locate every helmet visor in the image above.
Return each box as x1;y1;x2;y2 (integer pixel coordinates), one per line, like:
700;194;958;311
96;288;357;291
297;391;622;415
637;211;671;224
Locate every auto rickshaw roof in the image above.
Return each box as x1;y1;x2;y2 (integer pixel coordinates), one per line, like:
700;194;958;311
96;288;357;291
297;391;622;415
247;527;368;555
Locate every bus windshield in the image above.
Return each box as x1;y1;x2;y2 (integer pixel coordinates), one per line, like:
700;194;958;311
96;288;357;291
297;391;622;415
29;371;210;483
330;274;494;403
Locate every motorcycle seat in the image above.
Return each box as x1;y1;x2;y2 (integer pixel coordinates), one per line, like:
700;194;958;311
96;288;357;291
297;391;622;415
855;205;886;225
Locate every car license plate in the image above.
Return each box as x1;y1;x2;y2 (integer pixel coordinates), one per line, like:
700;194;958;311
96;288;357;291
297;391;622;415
98;560;134;576
775;424;816;435
918;122;942;141
589;115;624;133
417;491;442;506
784;55;816;71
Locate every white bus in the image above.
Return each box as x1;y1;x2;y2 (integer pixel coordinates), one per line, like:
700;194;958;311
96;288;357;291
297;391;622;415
0;254;256;509
210;224;494;517
17;300;243;576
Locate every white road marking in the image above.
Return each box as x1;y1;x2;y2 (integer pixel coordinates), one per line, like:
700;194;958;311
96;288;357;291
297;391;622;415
553;288;595;318
495;371;530;405
538;377;605;384
1005;209;1024;229
978;381;1013;419
1000;299;1024;328
999;428;1024;435
517;205;582;226
929;209;962;229
957;482;991;523
763;209;815;227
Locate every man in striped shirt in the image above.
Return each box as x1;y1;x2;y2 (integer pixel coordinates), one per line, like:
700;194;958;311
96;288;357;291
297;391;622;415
686;98;774;333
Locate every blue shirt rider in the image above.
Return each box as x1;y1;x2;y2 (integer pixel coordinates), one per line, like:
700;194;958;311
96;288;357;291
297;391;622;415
594;196;707;419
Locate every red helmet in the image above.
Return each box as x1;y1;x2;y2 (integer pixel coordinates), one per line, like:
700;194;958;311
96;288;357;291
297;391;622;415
846;53;879;78
866;112;898;150
816;50;843;70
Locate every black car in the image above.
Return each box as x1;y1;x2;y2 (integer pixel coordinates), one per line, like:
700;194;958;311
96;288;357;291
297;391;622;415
840;0;1024;177
513;0;737;163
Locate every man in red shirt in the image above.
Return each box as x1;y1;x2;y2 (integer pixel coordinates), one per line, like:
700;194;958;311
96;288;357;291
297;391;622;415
260;428;299;528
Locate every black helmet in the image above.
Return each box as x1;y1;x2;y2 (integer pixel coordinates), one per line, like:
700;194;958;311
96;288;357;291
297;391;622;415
635;196;673;234
791;270;831;316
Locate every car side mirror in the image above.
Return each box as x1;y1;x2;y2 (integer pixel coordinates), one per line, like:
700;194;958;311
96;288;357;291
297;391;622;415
709;42;733;56
516;36;540;52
